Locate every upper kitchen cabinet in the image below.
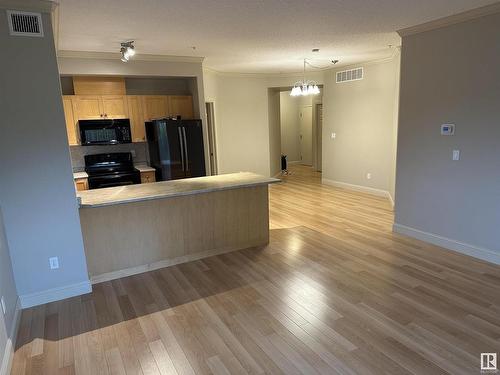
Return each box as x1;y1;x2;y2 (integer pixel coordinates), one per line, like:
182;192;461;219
62;96;78;145
142;96;169;121
127;96;146;142
168;95;194;119
73;96;102;120
73;76;126;96
73;95;129;119
100;96;129;119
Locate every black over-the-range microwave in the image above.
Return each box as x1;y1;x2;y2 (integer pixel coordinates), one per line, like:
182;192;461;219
79;119;132;146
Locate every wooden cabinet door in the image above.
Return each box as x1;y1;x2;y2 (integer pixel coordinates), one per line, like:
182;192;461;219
127;96;146;142
140;171;156;184
75;179;89;191
101;95;129;119
168;95;194;119
73;96;103;120
141;96;168;121
62;96;78;145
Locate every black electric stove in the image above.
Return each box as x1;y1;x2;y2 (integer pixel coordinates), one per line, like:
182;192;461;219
84;152;141;189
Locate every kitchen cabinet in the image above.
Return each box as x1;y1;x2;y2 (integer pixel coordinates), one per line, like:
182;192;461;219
62;96;78;145
75;178;89;191
73;96;102;120
73;95;129;120
127;96;146;142
141;96;169;121
100;95;129;118
168;95;194;119
140;171;156;184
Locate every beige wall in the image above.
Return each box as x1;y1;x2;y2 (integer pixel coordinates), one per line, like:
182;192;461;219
394;12;500;263
203;70;325;177
0;11;90;307
322;57;400;196
268;89;281;176
0;205;18;375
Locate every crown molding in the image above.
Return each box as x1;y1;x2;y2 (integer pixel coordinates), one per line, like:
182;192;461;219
0;0;56;12
57;50;204;63
398;2;500;37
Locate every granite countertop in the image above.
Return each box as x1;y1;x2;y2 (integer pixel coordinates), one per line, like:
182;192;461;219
135;164;156;173
78;172;280;208
73;172;88;179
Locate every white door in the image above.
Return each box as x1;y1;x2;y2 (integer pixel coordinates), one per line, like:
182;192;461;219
299;105;313;165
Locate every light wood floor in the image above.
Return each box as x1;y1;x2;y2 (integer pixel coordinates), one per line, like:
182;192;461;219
11;165;500;374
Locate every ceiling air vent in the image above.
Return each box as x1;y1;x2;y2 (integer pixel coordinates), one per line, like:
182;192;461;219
7;10;44;37
336;67;363;83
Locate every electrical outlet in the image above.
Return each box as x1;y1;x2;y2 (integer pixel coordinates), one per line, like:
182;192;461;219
331;132;336;139
366;173;372;180
49;256;59;270
1;296;6;315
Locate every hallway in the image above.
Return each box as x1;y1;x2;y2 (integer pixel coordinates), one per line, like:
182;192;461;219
10;165;500;375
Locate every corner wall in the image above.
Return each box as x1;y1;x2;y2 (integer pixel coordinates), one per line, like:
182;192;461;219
321;57;400;198
394;12;500;264
0;10;90;308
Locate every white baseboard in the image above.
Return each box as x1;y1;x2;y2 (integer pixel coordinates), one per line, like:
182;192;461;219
393;223;500;265
19;280;92;309
388;193;395;208
91;241;266;284
0;298;22;375
287;160;302;165
322;178;393;203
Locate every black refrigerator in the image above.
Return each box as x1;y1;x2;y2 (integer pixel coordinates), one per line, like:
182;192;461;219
146;119;206;181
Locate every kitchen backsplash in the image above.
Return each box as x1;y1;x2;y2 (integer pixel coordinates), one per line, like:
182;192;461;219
70;143;149;172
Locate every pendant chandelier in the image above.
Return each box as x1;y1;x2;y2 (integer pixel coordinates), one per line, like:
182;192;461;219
290;59;320;97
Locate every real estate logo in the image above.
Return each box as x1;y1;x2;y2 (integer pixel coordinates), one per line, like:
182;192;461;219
481;353;498;373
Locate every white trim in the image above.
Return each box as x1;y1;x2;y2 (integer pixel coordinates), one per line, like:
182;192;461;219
91;241;265;284
0;298;21;375
57;50;204;63
388;193;395;208
393;223;500;265
287;160;302;165
322;178;392;200
398;2;500;37
19;280;92;309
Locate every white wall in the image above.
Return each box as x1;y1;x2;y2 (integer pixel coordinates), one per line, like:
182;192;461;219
322;57;400;197
0;205;18;375
395;12;500;264
0;11;90;308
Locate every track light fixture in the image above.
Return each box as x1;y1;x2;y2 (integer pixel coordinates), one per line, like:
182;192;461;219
120;41;135;62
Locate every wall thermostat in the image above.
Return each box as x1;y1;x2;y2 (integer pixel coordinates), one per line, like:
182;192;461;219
441;124;455;135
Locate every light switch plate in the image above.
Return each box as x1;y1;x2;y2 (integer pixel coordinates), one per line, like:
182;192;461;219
452;150;460;161
1;297;6;315
331;132;336;139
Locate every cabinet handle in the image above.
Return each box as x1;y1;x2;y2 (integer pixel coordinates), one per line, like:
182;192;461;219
100;114;103;117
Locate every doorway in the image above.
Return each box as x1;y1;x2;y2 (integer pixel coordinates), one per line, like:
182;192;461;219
205;102;218;175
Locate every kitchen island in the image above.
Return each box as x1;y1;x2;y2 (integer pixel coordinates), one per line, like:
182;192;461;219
78;172;279;283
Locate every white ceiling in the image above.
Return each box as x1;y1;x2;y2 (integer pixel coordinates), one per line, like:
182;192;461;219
57;0;496;73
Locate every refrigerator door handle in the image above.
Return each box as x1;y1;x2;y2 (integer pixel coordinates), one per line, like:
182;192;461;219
178;127;185;171
182;127;189;171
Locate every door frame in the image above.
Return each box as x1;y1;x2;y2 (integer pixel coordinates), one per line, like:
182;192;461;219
315;103;323;172
205;102;218;175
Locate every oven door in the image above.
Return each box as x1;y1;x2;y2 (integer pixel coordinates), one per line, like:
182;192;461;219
88;171;141;189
